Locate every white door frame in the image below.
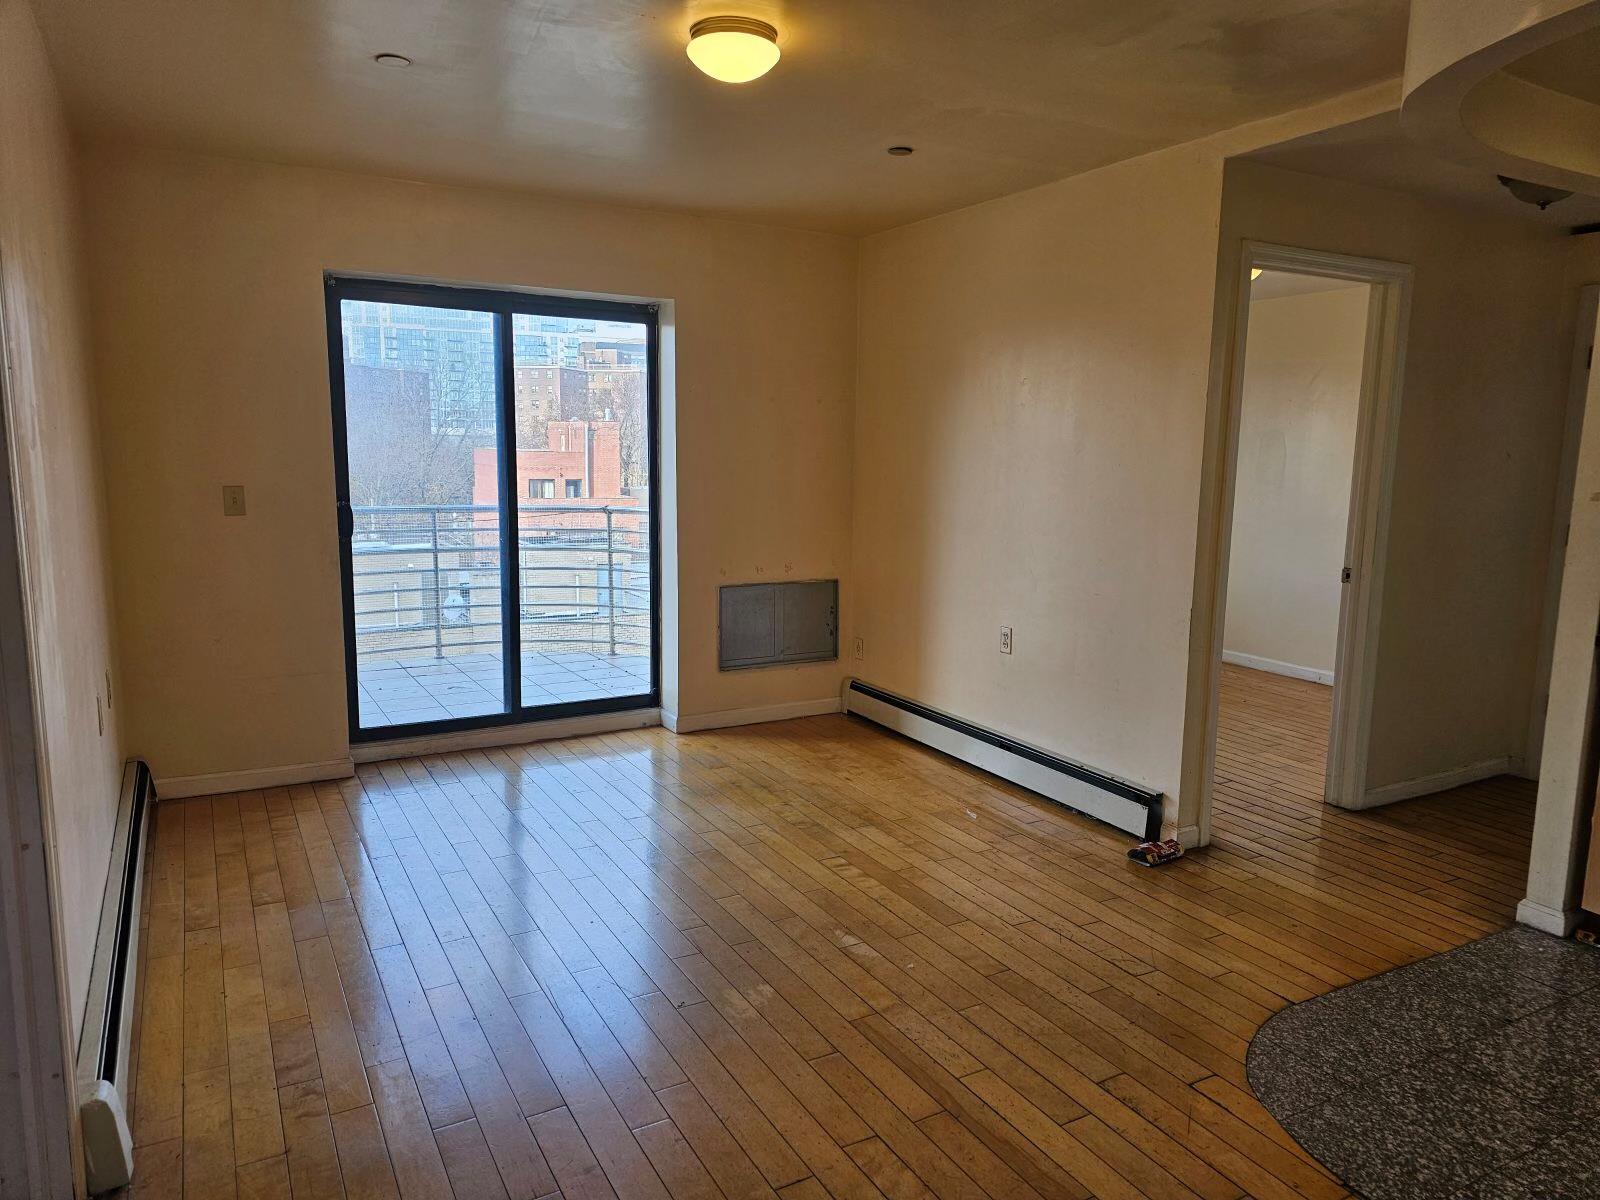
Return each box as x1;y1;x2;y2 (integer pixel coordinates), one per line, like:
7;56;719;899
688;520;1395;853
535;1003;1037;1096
1519;289;1600;935
1195;241;1413;833
0;252;78;1198
1525;284;1599;778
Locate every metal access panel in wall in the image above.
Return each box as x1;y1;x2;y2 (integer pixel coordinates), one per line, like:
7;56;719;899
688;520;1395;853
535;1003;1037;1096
719;580;838;670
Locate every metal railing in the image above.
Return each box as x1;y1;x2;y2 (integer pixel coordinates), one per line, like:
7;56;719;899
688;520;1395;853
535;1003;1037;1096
350;502;651;667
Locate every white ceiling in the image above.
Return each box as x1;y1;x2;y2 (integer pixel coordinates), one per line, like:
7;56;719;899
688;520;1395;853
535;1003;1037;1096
32;0;1411;235
1251;270;1366;300
1244;109;1600;229
1506;24;1600;108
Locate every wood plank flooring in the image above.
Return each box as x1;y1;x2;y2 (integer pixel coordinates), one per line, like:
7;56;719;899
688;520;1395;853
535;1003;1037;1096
123;666;1535;1198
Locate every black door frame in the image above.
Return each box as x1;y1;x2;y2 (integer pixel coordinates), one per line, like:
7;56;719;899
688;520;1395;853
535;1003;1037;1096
325;275;661;744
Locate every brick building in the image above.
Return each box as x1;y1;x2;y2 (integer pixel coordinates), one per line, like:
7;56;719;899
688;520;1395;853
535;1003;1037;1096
474;419;627;506
512;365;587;445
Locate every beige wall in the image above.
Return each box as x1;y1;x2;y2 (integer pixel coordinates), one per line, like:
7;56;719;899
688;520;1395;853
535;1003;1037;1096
854;126;1573;834
1223;285;1367;677
854;140;1228;819
79;145;856;784
1221;160;1573;792
0;0;124;1035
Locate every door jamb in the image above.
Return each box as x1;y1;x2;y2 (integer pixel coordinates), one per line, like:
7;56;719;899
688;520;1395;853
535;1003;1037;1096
0;249;79;1199
1525;284;1599;778
1193;241;1413;840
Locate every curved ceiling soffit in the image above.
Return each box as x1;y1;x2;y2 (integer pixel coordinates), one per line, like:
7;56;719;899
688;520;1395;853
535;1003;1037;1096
1401;0;1600;199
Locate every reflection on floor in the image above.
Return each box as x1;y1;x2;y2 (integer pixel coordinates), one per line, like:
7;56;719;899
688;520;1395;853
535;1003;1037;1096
1214;662;1336;814
1250;926;1600;1199
357;650;652;728
126;671;1536;1200
1213;663;1534;929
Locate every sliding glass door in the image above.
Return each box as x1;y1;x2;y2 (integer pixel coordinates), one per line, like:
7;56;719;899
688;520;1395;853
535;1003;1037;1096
327;278;658;741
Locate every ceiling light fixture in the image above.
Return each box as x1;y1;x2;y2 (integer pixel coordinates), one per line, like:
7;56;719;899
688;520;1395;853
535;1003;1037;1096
686;16;780;83
887;146;915;157
1497;174;1572;211
373;52;412;68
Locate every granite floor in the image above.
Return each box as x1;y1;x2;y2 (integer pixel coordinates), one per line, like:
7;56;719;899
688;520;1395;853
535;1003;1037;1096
1248;925;1600;1199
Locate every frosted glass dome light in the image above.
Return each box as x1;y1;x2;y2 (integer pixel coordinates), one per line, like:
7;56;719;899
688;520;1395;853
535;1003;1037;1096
687;16;781;83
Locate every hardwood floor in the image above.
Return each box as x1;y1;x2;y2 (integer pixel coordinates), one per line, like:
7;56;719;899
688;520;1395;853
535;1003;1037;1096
1214;664;1533;940
124;668;1535;1199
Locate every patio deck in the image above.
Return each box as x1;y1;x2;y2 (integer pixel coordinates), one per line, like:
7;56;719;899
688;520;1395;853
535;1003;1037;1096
356;649;651;728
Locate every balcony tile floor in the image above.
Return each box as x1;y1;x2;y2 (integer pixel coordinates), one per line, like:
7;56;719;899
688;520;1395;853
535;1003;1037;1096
356;649;651;729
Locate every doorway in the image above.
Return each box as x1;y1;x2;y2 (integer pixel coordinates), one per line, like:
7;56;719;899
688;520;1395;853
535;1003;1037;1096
326;278;660;742
1199;244;1412;832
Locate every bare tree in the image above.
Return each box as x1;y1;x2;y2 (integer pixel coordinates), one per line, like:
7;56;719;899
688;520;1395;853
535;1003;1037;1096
617;381;648;490
345;364;475;505
348;430;473;507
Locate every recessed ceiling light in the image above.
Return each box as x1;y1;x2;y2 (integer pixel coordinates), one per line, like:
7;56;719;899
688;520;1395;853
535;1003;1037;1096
887;146;915;157
686;16;780;83
373;53;412;68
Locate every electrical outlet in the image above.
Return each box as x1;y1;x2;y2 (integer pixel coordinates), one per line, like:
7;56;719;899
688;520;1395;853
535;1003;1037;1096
1000;625;1013;655
853;636;864;660
222;485;247;517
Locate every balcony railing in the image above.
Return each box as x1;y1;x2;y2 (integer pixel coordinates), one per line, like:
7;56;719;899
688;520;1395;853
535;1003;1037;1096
350;502;650;665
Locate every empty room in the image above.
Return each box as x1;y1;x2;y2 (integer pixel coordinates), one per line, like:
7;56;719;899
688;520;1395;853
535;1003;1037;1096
6;2;1600;1199
1216;267;1372;818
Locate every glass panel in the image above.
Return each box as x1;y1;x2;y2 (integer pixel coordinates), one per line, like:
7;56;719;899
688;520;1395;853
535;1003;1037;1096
339;299;507;729
511;312;653;706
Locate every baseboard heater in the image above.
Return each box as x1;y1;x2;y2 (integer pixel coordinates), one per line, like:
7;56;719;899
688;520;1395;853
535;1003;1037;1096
76;760;154;1195
842;679;1163;841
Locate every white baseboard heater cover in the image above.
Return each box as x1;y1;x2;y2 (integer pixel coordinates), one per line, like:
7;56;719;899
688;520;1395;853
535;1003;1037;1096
843;680;1163;841
76;760;153;1195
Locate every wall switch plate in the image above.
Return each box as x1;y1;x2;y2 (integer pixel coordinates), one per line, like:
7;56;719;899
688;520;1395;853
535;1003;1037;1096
853;636;864;660
222;485;247;517
1000;626;1013;654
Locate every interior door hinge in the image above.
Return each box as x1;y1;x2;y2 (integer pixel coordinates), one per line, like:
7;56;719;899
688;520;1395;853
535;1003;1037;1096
1341;566;1353;583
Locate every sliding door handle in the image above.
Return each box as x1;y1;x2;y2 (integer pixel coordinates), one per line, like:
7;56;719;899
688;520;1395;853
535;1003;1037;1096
336;499;354;541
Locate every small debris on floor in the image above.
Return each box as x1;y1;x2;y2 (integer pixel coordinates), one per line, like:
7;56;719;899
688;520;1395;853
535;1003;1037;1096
1127;838;1184;867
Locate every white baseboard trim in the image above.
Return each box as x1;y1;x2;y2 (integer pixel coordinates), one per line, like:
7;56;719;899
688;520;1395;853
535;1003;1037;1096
842;679;1163;840
75;762;152;1193
1354;755;1520;810
1221;650;1333;686
352;707;660;762
1516;897;1578;936
662;697;841;734
156;757;355;799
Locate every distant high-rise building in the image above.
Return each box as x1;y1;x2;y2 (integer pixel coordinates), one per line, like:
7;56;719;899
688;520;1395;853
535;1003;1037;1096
513;313;598;367
340;303;647;443
343;362;430;436
340;303;497;439
342;363;472;506
579;340;647;369
586;364;644;417
514;366;587;445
